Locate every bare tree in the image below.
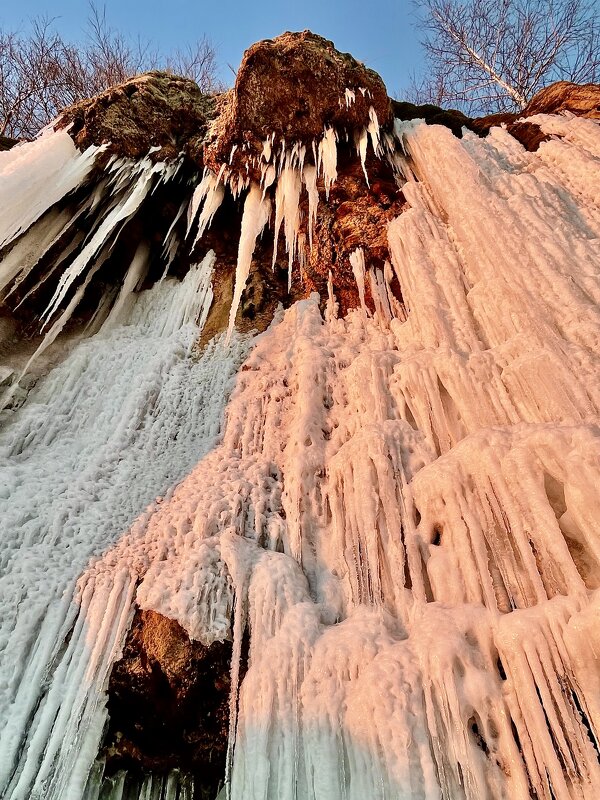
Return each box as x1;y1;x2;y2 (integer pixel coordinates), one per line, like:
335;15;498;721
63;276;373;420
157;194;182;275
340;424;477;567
412;0;600;114
0;3;221;140
165;37;225;91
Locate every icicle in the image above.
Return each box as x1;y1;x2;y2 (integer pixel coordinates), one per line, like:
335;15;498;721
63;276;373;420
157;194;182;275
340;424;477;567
271;162;302;287
302;164;319;249
161;200;187;274
100;241;150;331
40;158;160;326
349;247;368;314
325;270;338;321
0;129;101;249
226;184;271;343
368;267;392;323
191;177;226;251
186;170;210;234
261;136;273;163
318;126;338;199
0;208;75;297
353;127;369;187
367;106;381;157
260;164;276;199
345;88;356;108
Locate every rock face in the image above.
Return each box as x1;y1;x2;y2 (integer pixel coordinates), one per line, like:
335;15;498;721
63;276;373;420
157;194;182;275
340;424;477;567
392;100;474;138
298;153;405;312
523;80;600;118
471;80;600;150
57;71;216;163
203;30;391;178
104;610;240;796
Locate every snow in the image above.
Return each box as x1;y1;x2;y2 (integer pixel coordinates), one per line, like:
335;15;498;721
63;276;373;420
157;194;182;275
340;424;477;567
3;109;600;800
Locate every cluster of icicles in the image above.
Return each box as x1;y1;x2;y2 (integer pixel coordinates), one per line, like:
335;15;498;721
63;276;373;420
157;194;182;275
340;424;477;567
0;102;386;395
190;102;387;342
1;102;600;800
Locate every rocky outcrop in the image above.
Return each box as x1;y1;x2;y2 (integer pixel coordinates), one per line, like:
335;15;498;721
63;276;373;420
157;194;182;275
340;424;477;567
203;30;391;179
57;71;216;163
393;82;600;152
392;100;474;138
522;81;600;118
472;80;600;150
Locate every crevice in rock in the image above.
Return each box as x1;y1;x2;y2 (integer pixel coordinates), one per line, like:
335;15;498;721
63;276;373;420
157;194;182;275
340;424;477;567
98;609;248;799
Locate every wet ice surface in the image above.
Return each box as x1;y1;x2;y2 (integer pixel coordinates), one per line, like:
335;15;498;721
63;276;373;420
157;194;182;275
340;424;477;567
2;114;600;800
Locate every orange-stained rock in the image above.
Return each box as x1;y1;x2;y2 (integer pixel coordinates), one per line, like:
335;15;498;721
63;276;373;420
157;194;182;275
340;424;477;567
203;30;391;179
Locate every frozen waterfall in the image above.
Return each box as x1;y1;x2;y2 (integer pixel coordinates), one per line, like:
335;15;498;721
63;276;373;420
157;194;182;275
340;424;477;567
2;107;600;800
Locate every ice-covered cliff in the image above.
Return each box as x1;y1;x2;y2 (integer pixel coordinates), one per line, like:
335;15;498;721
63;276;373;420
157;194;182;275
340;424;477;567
2;30;600;800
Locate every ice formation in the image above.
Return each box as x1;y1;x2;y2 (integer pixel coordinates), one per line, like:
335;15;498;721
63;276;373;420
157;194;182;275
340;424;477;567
2;89;600;800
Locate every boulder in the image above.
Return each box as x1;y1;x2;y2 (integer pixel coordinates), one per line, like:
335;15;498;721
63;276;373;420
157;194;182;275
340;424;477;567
57;71;216;163
103;609;242;795
203;30;392;178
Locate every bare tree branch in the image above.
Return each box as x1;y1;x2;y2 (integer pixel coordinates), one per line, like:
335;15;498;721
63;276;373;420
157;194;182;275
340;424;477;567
0;2;222;139
411;0;600;114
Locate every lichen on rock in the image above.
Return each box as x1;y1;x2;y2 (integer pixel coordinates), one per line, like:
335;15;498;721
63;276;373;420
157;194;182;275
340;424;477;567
57;70;217;163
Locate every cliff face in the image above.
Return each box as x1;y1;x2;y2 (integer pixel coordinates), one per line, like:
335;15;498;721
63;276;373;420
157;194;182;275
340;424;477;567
2;29;600;800
3;32;599;344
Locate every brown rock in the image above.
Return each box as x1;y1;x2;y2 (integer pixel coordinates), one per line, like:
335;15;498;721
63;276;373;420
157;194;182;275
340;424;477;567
103;608;244;795
522;81;600;118
203;31;392;179
298;150;405;314
57;71;216;163
392;100;473;138
472;81;600;151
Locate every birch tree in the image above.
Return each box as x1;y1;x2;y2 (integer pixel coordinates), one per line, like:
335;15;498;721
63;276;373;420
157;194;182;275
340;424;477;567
412;0;600;113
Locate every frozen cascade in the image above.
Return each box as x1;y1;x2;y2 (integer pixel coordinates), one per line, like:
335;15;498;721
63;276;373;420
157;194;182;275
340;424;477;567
0;128;100;250
90;117;600;800
2;101;600;800
0;260;253;800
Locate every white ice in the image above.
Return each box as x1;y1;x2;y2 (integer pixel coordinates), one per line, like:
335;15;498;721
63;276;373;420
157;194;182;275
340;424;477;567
226;183;271;343
0;128;100;250
0;260;253;800
3;110;600;800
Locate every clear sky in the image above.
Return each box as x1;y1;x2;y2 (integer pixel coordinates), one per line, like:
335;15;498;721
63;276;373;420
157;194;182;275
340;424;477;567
0;0;424;97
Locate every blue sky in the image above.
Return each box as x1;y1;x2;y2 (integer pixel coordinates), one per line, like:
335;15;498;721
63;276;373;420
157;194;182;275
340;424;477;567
0;0;424;97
